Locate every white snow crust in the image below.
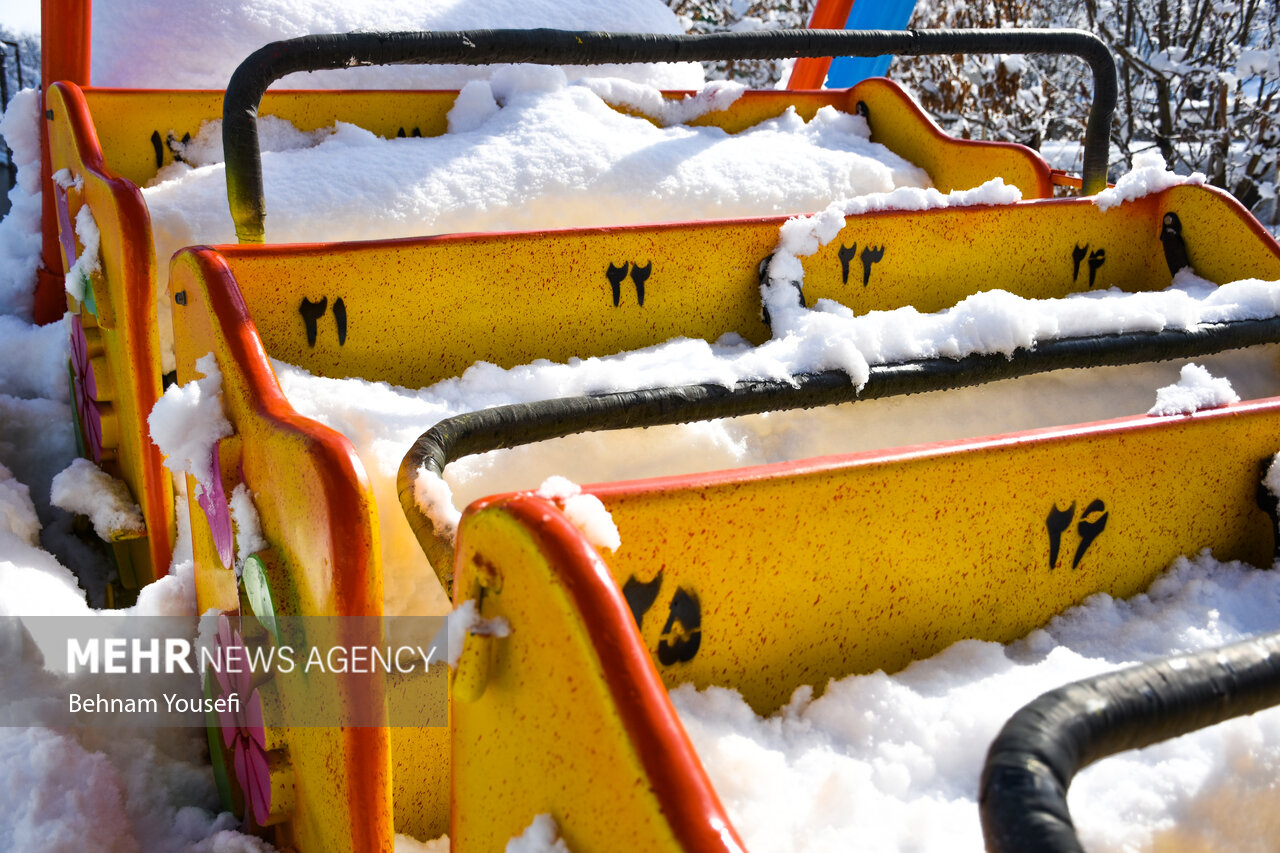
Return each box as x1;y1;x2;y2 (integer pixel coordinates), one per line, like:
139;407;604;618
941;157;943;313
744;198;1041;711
1093;149;1206;212
1148;363;1241;416
63;204;101;305
91;0;703;91
505;814;571;853
0;463;41;546
534;476;621;552
49;458;147;541
439;599;512;669
228;483;267;569
147;354;233;490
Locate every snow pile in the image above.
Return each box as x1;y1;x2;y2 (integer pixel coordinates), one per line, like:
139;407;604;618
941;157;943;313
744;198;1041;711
673;552;1280;853
1093;149;1206;212
579;77;747;126
414;472;462;546
1237;47;1280;80
142;73;928;263
0;463;40;546
228;484;267;569
505;814;571;853
159;116;337;178
1266;455;1280;504
1148;362;1241;416
0;451;252;851
63;205;101;305
0;89;43;320
147;354;233;491
0;315;70;404
91;0;702;91
534;476;621;552
49;458;147;541
49;168;102;308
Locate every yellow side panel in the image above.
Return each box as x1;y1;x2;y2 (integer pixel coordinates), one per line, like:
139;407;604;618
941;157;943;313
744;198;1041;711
217;184;1280;389
81;79;1053;197
1163;183;1280;285
79;89;458;188
797;185;1280;315
595;400;1280;715
451;498;744;853
849;77;1051;196
388;672;451;842
170;249;394;853
219;224;777;386
46;83;175;586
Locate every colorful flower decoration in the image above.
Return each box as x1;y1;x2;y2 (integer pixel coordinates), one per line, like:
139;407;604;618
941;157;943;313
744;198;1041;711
214;611;271;825
197;442;235;570
69;314;102;463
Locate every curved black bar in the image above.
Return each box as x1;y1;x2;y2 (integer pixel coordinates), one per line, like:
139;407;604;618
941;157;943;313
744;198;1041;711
224;28;1117;242
980;630;1280;853
398;315;1280;592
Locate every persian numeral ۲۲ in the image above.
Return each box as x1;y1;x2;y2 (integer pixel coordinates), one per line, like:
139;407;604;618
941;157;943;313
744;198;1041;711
606;261;653;307
838;243;886;287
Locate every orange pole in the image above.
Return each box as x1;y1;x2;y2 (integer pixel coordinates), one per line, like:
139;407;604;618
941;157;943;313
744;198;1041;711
35;0;92;325
785;0;855;90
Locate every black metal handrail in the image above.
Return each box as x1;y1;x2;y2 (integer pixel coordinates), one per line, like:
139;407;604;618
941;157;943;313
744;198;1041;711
223;28;1118;242
980;630;1280;852
398;316;1280;593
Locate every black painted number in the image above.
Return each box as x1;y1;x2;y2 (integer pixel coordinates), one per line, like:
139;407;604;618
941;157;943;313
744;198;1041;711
622;570;701;665
838;243;886;287
299;296;347;347
1046;499;1109;569
1071;243;1107;288
606;261;652;307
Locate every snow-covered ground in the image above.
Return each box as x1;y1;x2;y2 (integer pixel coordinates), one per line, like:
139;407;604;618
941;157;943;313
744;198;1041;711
3;1;1280;851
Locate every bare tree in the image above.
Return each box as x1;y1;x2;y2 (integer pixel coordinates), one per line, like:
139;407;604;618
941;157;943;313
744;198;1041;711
666;0;1279;222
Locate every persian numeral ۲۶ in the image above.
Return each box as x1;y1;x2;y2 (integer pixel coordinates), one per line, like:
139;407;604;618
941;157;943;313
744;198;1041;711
1046;499;1109;569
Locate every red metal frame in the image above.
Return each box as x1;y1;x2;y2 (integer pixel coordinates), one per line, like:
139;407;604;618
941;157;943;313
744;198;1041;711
37;0;93;324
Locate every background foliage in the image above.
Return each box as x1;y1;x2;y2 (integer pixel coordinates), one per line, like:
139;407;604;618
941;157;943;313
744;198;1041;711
665;0;1279;224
